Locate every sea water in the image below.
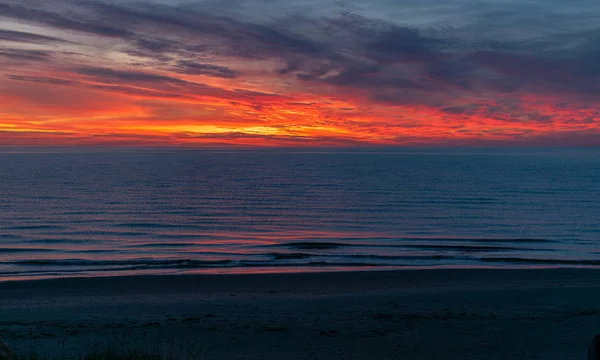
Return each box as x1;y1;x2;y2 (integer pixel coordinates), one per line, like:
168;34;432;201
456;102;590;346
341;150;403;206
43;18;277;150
0;148;598;280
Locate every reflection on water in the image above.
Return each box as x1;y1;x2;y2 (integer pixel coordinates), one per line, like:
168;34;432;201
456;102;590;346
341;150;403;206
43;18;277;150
0;148;599;280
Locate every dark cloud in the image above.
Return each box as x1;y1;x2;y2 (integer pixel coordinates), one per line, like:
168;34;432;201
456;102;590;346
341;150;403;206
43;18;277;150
328;65;424;90
0;3;133;38
133;38;179;53
76;66;187;85
7;72;195;100
70;66;281;102
2;0;600;111
7;75;78;86
0;29;66;44
1;1;451;100
171;61;241;78
441;106;473;115
471;50;600;99
74;66;236;97
366;26;447;62
84;1;324;59
0;48;52;61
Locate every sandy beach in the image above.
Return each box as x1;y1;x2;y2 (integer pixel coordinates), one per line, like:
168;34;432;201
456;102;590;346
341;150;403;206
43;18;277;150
1;269;600;360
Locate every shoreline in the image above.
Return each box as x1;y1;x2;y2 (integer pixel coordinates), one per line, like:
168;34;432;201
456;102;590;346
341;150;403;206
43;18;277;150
2;267;600;292
2;263;600;284
2;268;599;359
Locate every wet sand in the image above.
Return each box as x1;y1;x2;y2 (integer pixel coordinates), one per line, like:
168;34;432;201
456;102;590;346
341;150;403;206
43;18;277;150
1;269;599;359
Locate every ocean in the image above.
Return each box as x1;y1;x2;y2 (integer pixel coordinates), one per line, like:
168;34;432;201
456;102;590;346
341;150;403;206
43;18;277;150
0;148;599;280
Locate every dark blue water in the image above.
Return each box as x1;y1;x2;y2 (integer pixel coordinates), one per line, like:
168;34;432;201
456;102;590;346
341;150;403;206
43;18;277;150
0;148;599;280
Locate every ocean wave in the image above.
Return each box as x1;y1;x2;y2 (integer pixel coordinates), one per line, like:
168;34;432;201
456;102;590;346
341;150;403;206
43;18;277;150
408;238;555;243
0;234;23;239
2;225;66;230
130;243;202;248
0;248;56;253
10;259;233;268
277;239;554;251
3;258;387;272
4;254;600;276
27;238;93;244
270;253;458;261
402;244;542;252
269;253;313;260
481;257;600;265
284;242;349;250
115;223;200;229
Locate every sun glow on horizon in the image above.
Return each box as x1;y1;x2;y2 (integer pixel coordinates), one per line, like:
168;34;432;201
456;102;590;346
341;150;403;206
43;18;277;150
0;1;599;146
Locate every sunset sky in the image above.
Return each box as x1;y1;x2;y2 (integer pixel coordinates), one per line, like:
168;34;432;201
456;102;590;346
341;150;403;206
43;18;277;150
1;0;600;146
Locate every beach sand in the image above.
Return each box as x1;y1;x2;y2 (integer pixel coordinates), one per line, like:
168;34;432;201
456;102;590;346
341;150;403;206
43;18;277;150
1;269;599;360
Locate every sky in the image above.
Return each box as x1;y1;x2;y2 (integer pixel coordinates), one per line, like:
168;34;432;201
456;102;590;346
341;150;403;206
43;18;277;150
1;0;600;147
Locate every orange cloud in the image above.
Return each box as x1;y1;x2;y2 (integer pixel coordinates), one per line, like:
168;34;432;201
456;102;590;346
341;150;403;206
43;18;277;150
1;1;599;147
